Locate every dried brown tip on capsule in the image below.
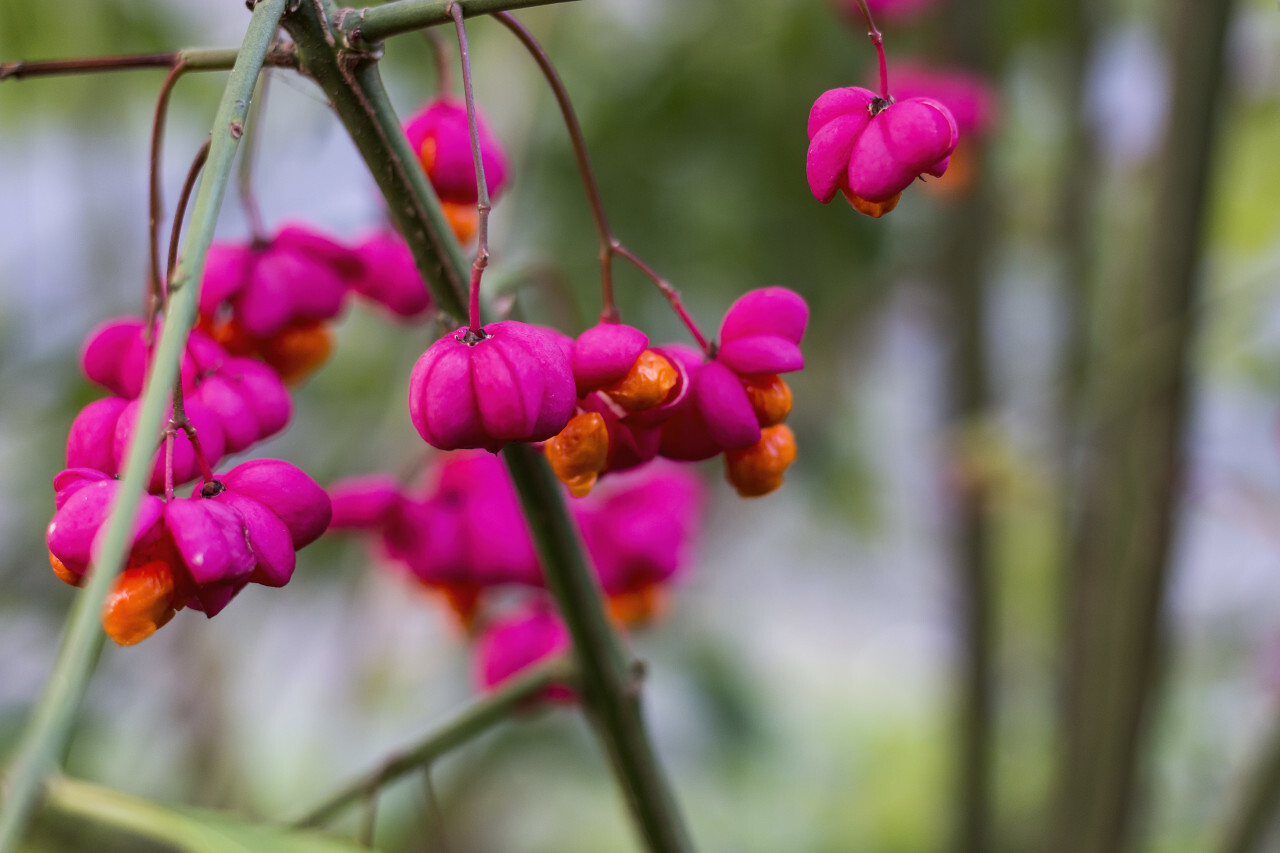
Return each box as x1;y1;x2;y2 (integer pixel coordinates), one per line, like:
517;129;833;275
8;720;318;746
545;412;610;497
725;424;797;498
604;350;679;412
49;552;81;587
842;188;901;218
742;374;793;427
260;320;334;385
101;561;177;646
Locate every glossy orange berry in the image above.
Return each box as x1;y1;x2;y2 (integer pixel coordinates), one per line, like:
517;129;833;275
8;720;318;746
545;412;610;497
49;552;81;587
259;320;334;385
101;561;177;646
725;424;797;498
603;350;678;412
742;374;793;427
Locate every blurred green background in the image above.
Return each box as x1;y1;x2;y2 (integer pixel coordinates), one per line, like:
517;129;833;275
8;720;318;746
3;0;1280;850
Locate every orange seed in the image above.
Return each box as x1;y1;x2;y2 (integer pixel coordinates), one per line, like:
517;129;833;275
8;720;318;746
725;424;798;498
545;412;610;498
603;350;678;412
101;561;177;646
742;374;793;427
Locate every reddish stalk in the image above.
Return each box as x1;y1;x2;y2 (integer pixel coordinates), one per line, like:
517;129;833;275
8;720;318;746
449;3;491;336
170;383;216;486
167;139;212;284
492;11;711;352
0;53;179;80
0;48;296;82
163;431;176;503
147;62;190;328
612;246;710;353
851;0;890;98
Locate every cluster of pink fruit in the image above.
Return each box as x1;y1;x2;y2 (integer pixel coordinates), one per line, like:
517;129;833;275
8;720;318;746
42;86;807;678
808;0;997;216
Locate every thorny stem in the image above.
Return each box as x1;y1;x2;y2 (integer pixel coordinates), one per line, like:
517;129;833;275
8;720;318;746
0;47;297;81
167;139;212;284
449;2;491;335
238;72;270;243
491;12;618;322
851;0;890;98
147;63;189;327
613;245;711;354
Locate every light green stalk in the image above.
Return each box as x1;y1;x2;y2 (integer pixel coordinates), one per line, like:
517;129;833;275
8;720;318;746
0;2;287;849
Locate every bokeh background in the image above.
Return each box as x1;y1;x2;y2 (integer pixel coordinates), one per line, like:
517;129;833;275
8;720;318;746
3;0;1280;850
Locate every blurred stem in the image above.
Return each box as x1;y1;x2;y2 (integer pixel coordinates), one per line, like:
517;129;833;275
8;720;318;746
1218;705;1280;853
0;47;296;81
0;3;287;850
148;62;189;323
503;443;695;852
238;70;271;243
294;656;574;828
934;0;999;849
1053;0;1236;848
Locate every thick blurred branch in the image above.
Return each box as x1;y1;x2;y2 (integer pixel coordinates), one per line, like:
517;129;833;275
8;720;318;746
1050;0;1236;849
337;0;577;47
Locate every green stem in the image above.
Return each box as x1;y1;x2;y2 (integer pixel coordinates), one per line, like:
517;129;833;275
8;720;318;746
0;3;287;849
337;0;577;47
294;655;575;828
285;5;692;845
284;0;471;322
503;444;693;852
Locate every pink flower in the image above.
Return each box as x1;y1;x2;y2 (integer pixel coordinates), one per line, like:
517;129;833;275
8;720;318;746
81;320;226;400
474;601;573;701
349;232;432;319
807;86;958;216
404;98;509;204
408;321;577;453
200;224;361;340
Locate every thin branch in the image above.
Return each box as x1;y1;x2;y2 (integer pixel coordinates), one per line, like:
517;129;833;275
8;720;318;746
167;138;213;283
0;47;296;81
237;71;271;243
849;0;889;98
0;4;289;849
293;656;574;828
148;62;190;323
340;0;580;47
449;2;492;335
492;11;711;350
